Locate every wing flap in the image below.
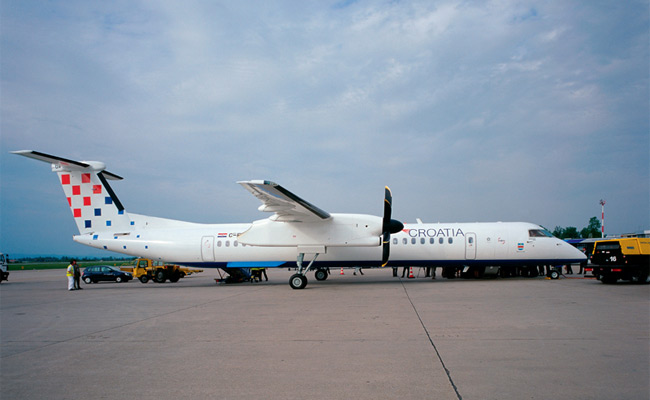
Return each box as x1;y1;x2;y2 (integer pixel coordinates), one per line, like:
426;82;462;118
238;180;331;222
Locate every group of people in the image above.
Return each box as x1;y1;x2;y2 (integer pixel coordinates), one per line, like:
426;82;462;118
66;260;83;291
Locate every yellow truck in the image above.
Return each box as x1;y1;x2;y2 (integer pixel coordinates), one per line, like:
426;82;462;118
588;238;650;284
122;258;203;284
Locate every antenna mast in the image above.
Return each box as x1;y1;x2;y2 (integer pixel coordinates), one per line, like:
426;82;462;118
599;199;606;238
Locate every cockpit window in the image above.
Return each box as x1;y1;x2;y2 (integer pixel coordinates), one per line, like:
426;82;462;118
529;229;553;238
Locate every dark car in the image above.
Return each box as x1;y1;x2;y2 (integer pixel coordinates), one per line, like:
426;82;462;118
82;265;132;284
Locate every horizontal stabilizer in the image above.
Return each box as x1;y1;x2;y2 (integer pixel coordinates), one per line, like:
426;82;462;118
11;150;123;180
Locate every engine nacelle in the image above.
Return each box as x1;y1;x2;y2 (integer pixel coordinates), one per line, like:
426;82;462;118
238;213;382;247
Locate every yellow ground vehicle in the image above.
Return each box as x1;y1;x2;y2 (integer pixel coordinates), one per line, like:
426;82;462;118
588;238;650;284
122;258;202;284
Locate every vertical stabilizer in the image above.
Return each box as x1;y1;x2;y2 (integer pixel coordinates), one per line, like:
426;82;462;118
12;150;133;234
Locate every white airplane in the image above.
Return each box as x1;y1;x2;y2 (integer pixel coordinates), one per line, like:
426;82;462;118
13;150;586;289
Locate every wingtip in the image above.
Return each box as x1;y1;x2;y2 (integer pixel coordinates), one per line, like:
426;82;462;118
237;180;278;186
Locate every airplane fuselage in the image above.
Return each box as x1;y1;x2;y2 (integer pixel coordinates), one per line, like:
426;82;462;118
73;218;583;269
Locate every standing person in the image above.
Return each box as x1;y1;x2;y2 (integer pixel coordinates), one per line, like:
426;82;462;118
250;268;260;282
353;266;364;275
401;266;409;278
578;248;587;274
66;260;76;291
261;267;268;281
73;261;83;290
566;264;573;274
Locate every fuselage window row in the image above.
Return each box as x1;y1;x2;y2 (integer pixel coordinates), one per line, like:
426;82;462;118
393;237;453;246
216;240;240;248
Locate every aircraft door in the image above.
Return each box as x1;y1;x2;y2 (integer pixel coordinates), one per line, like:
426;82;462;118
465;232;477;260
201;236;215;262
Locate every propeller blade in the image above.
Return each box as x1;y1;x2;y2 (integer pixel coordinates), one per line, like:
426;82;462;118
381;186;404;266
382;231;391;266
383;187;392;224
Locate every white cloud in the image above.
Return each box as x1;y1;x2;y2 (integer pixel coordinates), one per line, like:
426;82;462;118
1;0;648;255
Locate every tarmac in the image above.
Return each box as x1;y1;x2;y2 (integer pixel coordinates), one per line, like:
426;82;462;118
1;267;648;400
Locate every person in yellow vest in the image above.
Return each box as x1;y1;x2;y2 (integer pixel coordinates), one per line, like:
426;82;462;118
250;268;261;282
66;260;76;291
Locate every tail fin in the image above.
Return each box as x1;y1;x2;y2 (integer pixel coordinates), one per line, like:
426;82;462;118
12;150;133;234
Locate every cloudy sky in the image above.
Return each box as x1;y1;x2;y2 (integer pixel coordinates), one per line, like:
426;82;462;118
1;1;648;257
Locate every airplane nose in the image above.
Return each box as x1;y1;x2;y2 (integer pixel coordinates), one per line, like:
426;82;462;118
560;241;587;260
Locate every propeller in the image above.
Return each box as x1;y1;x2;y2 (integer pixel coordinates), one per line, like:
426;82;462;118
382;186;404;266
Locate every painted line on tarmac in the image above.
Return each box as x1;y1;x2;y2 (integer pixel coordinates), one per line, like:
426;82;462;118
400;279;463;400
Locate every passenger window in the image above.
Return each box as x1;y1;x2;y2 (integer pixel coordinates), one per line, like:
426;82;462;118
411;238;416;245
225;241;230;247
217;241;222;247
430;238;435;244
234;241;238;247
403;238;407;245
420;238;425;244
439;237;444;244
448;237;453;244
468;237;474;244
393;238;398;245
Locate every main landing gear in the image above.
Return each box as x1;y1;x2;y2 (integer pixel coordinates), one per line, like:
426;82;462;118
289;253;320;290
314;268;328;281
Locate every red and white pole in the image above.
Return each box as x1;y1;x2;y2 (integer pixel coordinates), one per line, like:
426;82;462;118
599;199;606;238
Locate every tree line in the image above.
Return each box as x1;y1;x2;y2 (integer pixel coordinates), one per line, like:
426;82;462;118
552;216;602;239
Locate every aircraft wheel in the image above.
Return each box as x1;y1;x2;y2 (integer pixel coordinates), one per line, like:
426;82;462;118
139;276;149;284
289;274;308;289
314;269;328;281
549;270;560;280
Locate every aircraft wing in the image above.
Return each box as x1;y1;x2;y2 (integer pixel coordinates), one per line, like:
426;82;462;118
238;180;331;222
